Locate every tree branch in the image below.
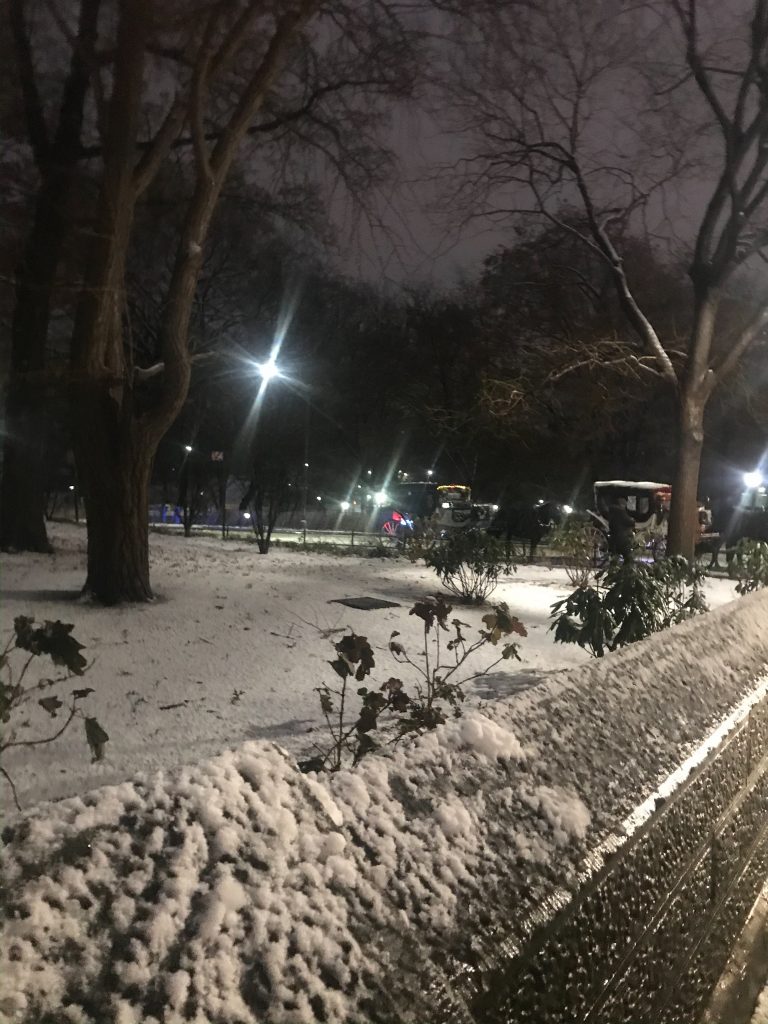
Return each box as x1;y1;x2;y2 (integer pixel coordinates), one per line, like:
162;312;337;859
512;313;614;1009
711;305;768;383
132;95;187;196
569;160;679;385
9;0;50;167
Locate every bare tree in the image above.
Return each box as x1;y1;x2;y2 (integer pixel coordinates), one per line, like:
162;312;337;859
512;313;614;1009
444;0;768;558
5;0;421;601
1;0;101;553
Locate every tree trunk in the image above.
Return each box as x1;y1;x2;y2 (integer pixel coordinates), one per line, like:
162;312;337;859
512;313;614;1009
72;386;154;604
0;189;66;554
666;395;705;561
2;0;101;553
0;389;52;552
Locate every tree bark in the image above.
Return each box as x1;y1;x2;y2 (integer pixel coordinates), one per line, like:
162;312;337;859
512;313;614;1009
0;391;51;552
1;0;101;553
0;152;72;554
72;383;154;604
666;394;705;561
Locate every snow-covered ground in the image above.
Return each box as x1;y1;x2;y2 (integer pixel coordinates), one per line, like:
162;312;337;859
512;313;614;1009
0;522;738;813
753;984;768;1023
0;543;764;1024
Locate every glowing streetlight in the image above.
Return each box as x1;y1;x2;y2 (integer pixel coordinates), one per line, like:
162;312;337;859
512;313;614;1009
243;511;252;520
256;356;280;382
563;504;574;515
744;470;763;488
426;469;433;478
316;495;322;502
184;444;193;453
374;490;388;505
340;501;350;511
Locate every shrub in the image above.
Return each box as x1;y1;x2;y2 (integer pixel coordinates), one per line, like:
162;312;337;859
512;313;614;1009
301;596;527;772
549;518;604;586
1;617;108;810
550;558;708;657
421;529;516;603
729;539;768;595
366;539;401;559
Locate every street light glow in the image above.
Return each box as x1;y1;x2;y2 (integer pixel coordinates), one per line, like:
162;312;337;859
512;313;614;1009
374;490;388;504
184;444;193;453
256;356;280;382
340;501;350;511
744;470;763;488
563;504;574;514
426;469;433;477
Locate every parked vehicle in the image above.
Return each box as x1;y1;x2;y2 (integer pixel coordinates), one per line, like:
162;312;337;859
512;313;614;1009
589;480;715;558
374;482;492;538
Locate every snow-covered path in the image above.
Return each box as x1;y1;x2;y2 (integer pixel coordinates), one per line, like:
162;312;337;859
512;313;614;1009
0;522;737;811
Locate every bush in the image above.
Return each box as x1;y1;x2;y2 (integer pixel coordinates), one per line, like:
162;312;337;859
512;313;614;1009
1;617;108;810
300;596;527;772
729;539;768;595
550;557;708;657
420;529;516;603
549;517;604;586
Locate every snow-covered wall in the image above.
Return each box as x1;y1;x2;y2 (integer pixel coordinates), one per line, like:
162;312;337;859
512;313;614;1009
2;591;768;1024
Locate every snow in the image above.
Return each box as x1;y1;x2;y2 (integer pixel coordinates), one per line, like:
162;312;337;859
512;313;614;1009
0;523;738;812
0;526;765;1022
0;521;584;811
0;524;765;1024
594;479;669;490
753;985;768;1023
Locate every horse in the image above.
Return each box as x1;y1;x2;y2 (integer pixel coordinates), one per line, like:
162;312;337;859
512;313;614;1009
487;501;563;560
704;502;768;569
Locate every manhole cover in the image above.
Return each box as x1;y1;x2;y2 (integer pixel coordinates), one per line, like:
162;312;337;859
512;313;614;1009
329;596;401;610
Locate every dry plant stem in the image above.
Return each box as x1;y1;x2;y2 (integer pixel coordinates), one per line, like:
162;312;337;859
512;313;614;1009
0;766;20;811
2;701;79;752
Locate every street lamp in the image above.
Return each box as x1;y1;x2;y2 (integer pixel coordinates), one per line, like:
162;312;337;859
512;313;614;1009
184;444;193;453
744;470;763;488
426;469;433;478
256;356;280;382
340;500;350;511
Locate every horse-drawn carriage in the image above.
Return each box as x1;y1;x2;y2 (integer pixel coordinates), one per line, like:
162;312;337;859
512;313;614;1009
586;477;768;564
374;482;494;539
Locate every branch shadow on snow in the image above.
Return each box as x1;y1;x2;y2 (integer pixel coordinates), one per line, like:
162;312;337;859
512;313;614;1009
0;588;84;603
470;667;549;700
244;718;317;742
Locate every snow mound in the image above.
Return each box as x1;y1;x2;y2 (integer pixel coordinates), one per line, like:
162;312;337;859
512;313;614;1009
1;590;767;1023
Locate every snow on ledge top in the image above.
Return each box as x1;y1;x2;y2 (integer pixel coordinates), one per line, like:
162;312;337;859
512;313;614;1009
1;591;767;1023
